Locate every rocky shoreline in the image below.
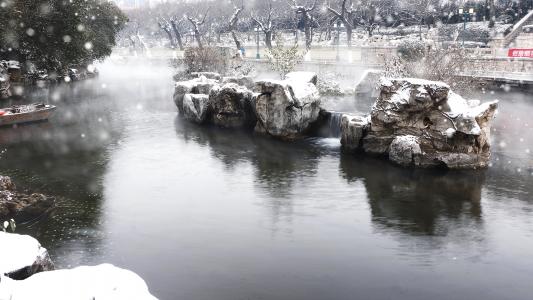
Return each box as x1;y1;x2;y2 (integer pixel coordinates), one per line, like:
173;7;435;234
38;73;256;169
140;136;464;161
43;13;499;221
0;176;55;222
173;72;498;169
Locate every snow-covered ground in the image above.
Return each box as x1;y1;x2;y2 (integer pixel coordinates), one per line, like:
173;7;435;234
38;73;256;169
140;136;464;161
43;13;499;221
0;232;158;300
1;264;157;300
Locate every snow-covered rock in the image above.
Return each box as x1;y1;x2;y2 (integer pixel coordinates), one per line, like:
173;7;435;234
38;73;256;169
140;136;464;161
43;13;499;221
189;72;221;81
173;76;218;114
182;94;210;124
0;232;54;280
209;83;256;128
254;79;321;140
0;176;55;221
389;135;422;166
340;114;370;151
354;69;382;99
285;71;318;86
341;78;498;169
0;264;157;300
221;75;255;89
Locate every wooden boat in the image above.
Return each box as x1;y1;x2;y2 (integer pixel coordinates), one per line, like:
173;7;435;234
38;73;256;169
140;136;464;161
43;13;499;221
0;103;56;126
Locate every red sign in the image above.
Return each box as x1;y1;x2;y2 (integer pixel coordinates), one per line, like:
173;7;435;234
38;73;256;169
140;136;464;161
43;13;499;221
508;48;533;58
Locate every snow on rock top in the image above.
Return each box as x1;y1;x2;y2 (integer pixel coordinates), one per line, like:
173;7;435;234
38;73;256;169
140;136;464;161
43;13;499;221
0;264;158;300
0;232;54;279
285;71;318;86
342;77;499;169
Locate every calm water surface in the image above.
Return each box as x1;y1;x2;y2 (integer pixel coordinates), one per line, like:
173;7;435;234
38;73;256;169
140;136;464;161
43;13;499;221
1;60;532;300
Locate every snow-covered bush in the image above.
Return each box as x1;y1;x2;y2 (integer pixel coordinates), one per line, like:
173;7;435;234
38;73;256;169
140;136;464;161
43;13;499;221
228;60;256;77
438;24;491;45
397;39;428;61
183;47;232;75
384;47;480;95
265;36;304;79
317;73;344;96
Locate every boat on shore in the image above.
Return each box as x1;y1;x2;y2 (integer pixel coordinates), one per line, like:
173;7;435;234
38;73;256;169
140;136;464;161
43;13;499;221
0;103;56;126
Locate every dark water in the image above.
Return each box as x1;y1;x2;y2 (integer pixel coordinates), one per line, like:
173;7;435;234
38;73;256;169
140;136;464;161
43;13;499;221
1;60;532;300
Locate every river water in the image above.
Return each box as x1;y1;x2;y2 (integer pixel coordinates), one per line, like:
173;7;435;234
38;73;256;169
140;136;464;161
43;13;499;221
1;60;532;300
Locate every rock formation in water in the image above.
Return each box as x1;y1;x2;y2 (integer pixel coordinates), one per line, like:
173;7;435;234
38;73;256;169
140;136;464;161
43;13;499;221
341;78;498;169
253;77;321;140
0;232;54;280
209;83;256;128
173;72;321;140
0;176;55;221
182;94;210;124
173;76;218;114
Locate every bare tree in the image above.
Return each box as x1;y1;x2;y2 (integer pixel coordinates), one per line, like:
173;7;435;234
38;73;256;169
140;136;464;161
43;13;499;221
187;8;210;49
400;0;440;40
229;1;244;50
327;0;355;47
353;0;379;37
158;18;176;48
251;1;275;49
170;17;185;50
290;0;318;50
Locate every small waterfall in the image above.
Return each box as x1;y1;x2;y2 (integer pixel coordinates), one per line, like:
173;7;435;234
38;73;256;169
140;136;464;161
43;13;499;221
328;111;343;138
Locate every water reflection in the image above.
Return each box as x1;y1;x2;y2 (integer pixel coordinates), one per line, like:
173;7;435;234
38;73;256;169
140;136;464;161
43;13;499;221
340;155;484;236
0;77;124;267
174;118;328;199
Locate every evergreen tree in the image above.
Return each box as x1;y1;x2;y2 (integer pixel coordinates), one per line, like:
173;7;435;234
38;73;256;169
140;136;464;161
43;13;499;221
0;0;127;72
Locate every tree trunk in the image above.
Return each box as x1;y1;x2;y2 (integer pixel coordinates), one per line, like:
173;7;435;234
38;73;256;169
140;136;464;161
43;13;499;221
346;26;352;47
488;0;496;28
128;36;136;49
231;31;241;50
163;28;175;48
265;31;272;49
305;23;312;50
419;20;423;40
170;21;184;50
194;30;203;48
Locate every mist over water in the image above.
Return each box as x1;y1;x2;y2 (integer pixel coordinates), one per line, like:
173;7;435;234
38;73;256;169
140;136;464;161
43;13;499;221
0;59;532;300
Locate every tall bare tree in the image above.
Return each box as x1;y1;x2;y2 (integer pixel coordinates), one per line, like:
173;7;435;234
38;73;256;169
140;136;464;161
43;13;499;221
158;18;176;48
187;8;210;49
251;1;275;49
170;17;185;50
327;0;355;47
229;2;244;50
290;0;318;50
